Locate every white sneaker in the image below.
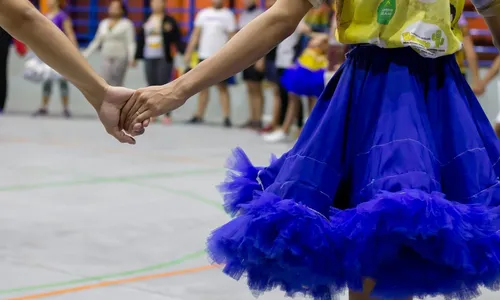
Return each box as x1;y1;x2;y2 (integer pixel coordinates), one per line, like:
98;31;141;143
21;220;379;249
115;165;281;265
262;130;288;143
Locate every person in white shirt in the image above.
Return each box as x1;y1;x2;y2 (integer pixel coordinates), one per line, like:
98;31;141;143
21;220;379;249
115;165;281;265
239;0;265;130
184;0;237;127
83;0;136;87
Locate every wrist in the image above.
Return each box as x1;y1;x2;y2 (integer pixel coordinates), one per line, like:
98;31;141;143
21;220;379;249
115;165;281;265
171;75;193;102
81;77;109;111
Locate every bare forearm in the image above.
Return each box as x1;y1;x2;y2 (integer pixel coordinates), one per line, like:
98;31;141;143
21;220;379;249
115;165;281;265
475;0;500;49
463;38;480;82
174;3;307;100
483;57;500;84
0;0;107;110
184;32;199;61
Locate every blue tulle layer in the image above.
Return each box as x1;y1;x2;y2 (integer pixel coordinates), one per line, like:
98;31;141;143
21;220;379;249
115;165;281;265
208;150;500;299
281;64;325;98
207;46;500;300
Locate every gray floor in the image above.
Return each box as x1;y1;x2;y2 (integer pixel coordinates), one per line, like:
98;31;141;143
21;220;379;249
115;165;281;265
1;116;499;300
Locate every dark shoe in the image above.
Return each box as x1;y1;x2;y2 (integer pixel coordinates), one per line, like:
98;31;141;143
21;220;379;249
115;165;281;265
187;116;203;124
32;108;48;117
223;117;232;128
63;109;71;118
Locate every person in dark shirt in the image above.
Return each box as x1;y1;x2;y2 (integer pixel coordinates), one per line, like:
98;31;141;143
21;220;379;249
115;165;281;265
133;0;184;124
0;27;11;113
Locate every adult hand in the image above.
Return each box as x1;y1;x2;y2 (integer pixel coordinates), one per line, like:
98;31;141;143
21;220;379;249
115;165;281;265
120;83;187;133
97;86;147;144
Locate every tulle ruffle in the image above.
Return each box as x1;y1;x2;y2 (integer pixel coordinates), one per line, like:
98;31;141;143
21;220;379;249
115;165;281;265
208;161;500;299
207;46;500;300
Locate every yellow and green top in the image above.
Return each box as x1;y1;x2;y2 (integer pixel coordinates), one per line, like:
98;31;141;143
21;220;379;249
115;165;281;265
308;0;465;58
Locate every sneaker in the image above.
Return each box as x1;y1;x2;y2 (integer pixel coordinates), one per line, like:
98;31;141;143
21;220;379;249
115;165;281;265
262;129;288;143
32;108;48;117
223;117;232;128
187;116;203;124
63;109;71;118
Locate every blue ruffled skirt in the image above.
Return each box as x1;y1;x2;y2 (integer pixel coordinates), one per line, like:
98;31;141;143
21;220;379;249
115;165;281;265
281;63;325;98
207;45;500;299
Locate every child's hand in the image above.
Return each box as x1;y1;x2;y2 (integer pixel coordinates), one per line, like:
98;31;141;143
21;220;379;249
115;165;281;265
472;81;486;96
255;59;265;72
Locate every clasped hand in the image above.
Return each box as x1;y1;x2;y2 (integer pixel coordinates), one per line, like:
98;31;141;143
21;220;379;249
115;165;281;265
98;82;186;144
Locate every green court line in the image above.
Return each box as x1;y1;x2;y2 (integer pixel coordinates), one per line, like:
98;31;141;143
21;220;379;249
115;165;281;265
0;168;222;192
0;250;207;295
129;181;224;212
0;166;226;295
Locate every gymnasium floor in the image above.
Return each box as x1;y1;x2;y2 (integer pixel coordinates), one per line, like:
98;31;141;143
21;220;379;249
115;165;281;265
1;115;499;300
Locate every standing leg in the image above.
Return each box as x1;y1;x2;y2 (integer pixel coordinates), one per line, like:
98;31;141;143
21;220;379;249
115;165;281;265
0;47;8;113
348;279;412;300
59;79;70;118
277;68;289;126
101;57;128;86
217;81;231;127
157;59;174;121
33;80;52;116
113;58;128;87
246;80;264;128
100;57;114;85
268;83;283;130
263;92;299;143
144;59;156;87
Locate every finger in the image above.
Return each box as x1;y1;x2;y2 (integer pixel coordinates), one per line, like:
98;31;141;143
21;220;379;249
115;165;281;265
110;128;136;145
120;91;139;130
127;105;150;133
133;123;143;133
130;111;153;133
143;118;151;128
130;125;145;137
124;95;146;132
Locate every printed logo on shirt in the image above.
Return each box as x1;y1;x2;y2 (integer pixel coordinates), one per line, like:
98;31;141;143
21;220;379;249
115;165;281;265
401;21;448;58
377;0;396;25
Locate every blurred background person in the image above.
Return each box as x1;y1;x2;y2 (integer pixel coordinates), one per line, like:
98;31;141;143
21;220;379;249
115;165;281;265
262;17;315;143
184;0;236;127
33;0;77;118
258;0;292;134
264;33;328;143
133;0;184;125
239;0;265;130
324;4;346;83
455;14;480;87
0;27;11;114
83;1;136;87
474;55;500;137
